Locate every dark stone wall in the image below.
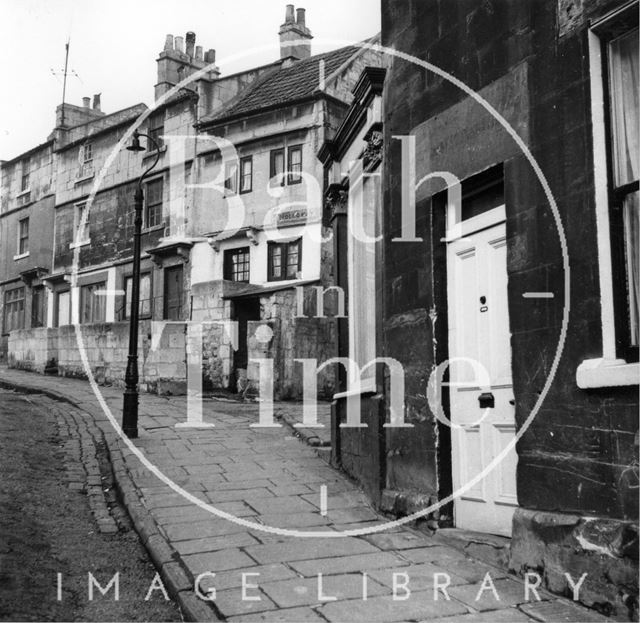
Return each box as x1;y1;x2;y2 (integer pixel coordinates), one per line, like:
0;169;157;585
54;180;164;272
381;0;638;522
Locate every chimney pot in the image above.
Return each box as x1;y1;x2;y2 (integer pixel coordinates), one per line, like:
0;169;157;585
174;36;184;53
164;34;174;51
296;8;306;26
195;45;203;61
285;4;295;23
82;97;90;108
92;93;101;112
186;31;196;57
205;48;216;64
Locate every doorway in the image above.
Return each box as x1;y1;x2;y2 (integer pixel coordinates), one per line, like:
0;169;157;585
163;265;183;320
231;297;261;391
446;202;517;537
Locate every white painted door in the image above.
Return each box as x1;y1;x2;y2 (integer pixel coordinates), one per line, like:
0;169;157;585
446;206;518;536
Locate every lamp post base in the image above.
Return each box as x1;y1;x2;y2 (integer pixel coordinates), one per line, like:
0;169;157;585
122;389;139;438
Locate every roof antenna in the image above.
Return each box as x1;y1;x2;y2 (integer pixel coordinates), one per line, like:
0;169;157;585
50;39;81;127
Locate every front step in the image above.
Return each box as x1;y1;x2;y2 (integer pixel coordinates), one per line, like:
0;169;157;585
431;527;511;570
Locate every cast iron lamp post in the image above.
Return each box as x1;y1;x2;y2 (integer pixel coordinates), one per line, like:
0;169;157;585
122;130;160;438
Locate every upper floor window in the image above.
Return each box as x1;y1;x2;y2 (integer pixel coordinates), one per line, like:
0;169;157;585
73;202;90;245
270;148;285;186
240;156;253;194
3;287;25;334
79;142;93;178
287;145;303;184
267;238;301;281
270;146;303;186
17;217;29;255
148;114;164;150
145;178;164;228
224;247;250;282
224;161;238;195
21;157;30;192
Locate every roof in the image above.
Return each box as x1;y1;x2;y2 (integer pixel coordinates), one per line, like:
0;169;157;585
200;45;361;125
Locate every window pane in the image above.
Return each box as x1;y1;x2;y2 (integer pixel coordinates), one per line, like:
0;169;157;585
609;29;639;188
240;158;252;192
286;241;300;278
288;146;302;183
271;246;282;278
271;150;285;184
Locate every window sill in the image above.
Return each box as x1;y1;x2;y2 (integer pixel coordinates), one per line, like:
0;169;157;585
13;252;29;261
333;380;378;400
69;240;91;249
576;357;639;388
142;146;167;160
16;188;31;198
75;173;94;185
142;224;166;234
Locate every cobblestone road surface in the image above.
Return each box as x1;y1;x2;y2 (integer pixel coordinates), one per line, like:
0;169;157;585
0;388;182;622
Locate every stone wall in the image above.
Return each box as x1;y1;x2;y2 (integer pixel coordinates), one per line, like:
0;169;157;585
7;328;55;373
7;321;187;395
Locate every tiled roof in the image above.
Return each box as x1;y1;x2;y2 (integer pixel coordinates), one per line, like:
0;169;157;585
201;45;360;124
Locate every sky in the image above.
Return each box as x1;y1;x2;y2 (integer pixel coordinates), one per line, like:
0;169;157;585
0;0;381;161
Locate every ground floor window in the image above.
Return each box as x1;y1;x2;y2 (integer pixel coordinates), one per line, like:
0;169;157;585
267;239;301;281
80;282;106;324
124;273;152;318
55;290;71;327
3;287;25;334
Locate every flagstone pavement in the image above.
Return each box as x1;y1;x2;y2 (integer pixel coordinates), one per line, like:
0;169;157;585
0;366;615;623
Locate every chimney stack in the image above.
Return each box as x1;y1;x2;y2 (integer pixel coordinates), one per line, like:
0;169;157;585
155;32;219;100
186;31;196;58
92;93;101;112
279;5;313;60
82;97;91;108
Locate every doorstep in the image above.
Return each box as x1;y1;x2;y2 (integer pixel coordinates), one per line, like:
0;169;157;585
430;527;511;570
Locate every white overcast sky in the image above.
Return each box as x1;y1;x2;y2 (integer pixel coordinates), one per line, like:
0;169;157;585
0;0;381;161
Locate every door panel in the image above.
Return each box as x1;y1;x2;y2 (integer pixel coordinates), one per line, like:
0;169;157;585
164;265;183;320
447;212;517;536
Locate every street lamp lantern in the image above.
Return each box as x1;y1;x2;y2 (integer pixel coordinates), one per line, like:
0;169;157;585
126;131;146;153
122;129;161;438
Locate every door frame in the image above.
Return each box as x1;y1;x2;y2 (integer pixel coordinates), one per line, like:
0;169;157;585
444;203;517;535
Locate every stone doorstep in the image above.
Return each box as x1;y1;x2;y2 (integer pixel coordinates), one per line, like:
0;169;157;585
430;528;511;571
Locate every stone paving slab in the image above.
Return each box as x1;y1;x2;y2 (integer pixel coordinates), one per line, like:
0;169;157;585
0;367;618;623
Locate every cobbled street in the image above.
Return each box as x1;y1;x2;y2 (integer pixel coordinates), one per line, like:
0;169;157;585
0;388;182;622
